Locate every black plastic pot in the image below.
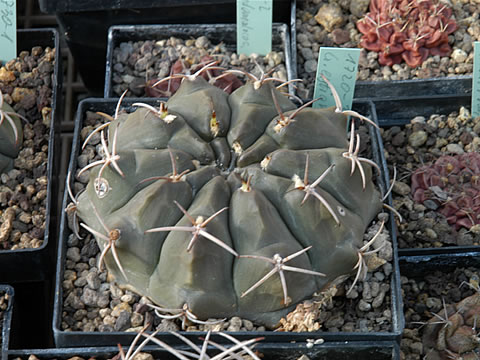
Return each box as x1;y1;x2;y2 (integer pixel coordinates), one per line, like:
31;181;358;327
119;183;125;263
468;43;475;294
0;285;14;360
399;252;480;358
53;97;403;348
290;0;472;101
376;94;480;257
39;1;292;94
0;29;62;283
374;94;471;127
104;23;295;98
5;341;401;360
400;250;480;275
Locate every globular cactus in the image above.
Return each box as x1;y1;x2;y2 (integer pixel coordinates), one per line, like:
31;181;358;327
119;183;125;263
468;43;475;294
73;65;384;327
422;291;480;359
0;90;24;174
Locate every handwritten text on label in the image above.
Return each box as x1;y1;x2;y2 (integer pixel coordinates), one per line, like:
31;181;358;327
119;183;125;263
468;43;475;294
236;0;272;56
313;48;360;111
0;0;16;64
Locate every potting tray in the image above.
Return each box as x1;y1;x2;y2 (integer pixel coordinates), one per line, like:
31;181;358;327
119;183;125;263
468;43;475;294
0;285;14;360
290;0;473;101
39;0;292;13
0;28;62;283
104;23;295;98
375;94;480;257
4;341;400;360
53;97;403;348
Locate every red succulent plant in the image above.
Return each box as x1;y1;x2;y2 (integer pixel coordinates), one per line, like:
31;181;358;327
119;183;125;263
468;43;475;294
356;0;457;67
411;153;480;230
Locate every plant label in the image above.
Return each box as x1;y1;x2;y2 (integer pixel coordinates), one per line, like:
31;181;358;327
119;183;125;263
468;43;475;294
236;0;272;56
473;42;480;117
0;0;16;64
313;47;360;110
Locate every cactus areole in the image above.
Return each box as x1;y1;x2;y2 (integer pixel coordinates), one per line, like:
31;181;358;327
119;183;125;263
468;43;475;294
76;76;383;328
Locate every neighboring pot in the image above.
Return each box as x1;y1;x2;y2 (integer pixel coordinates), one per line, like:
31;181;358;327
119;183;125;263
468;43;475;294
0;29;62;283
291;0;473;101
376;94;480;256
399;252;480;359
104;23;295;98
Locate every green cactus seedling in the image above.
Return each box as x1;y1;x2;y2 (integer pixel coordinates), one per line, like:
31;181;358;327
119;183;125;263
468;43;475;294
72;65;384;328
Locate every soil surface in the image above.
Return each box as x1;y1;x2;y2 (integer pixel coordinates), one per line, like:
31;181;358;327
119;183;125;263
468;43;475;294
110;36;288;98
0;46;55;250
61;107;395;336
381;107;480;248
295;0;479;99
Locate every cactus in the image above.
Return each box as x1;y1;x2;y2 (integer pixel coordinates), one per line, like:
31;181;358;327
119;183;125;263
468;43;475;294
422;292;480;359
356;0;457;67
73;66;384;328
0;90;24;174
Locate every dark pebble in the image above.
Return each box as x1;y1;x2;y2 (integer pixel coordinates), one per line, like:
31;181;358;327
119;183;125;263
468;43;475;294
114;310;132;331
99;324;114;332
423;200;439;210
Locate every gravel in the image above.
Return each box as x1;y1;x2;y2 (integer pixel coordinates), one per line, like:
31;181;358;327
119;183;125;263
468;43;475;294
295;0;480;99
0;46;55;250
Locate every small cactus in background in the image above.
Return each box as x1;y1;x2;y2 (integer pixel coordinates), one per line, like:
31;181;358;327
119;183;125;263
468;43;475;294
356;0;457;67
0;90;24;174
422;289;480;359
411;153;480;231
145;56;243;97
72;64;384;328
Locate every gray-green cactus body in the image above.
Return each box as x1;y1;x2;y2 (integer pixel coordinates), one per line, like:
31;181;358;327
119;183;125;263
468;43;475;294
0;101;23;174
75;77;383;327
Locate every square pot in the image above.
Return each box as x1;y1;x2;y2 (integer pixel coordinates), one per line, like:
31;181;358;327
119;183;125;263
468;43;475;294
54;96;403;348
376;94;480;256
399;252;480;359
0;29;62;282
291;0;473;101
104;23;295;98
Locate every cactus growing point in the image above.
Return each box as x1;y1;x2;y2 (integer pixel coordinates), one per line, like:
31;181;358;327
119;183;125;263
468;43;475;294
73;66;384;327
